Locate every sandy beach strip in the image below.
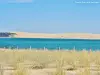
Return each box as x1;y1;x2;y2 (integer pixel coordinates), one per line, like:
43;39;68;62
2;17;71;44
13;32;100;39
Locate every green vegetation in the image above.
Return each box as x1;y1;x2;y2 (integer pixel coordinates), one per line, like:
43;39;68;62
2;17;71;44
9;33;17;38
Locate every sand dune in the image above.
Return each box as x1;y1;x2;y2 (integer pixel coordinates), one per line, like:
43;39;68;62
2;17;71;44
14;32;100;39
0;49;100;75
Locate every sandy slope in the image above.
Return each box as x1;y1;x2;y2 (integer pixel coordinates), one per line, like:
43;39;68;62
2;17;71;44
14;32;100;39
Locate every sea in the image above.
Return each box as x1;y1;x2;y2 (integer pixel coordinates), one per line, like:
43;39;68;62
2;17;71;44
0;38;100;50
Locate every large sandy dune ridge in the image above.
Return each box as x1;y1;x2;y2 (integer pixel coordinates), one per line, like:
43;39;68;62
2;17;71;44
14;32;100;39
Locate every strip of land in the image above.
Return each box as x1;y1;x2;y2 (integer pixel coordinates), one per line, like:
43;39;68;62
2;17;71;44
13;32;100;39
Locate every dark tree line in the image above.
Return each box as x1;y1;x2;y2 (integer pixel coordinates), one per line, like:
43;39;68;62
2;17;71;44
0;32;16;37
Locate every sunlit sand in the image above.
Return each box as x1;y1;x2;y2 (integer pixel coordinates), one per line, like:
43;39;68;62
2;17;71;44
14;32;100;39
0;49;100;75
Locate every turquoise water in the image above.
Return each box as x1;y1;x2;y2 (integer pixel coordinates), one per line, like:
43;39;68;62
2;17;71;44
0;38;100;50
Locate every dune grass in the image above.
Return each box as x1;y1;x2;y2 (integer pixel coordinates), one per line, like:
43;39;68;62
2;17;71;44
0;49;100;75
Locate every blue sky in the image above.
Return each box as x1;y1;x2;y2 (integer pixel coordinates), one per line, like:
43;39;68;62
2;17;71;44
0;0;100;33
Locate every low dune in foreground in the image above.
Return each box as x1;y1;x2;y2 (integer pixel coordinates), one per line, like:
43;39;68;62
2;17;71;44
0;49;100;75
14;32;100;39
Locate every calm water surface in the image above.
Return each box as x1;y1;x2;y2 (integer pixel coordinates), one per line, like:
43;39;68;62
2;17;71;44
0;38;100;50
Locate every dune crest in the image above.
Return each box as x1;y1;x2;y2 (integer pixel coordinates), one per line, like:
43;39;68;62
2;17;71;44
13;32;100;39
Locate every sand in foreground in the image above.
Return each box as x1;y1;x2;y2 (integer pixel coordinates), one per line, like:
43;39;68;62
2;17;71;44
0;49;100;75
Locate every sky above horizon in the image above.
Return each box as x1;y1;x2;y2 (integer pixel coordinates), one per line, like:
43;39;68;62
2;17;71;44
0;0;100;33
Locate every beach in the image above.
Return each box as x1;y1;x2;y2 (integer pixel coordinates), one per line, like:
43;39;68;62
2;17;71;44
0;49;100;75
13;32;100;39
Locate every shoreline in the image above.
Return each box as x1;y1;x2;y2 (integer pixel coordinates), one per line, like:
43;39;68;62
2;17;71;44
12;32;100;39
1;37;100;40
1;32;100;39
0;48;99;52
